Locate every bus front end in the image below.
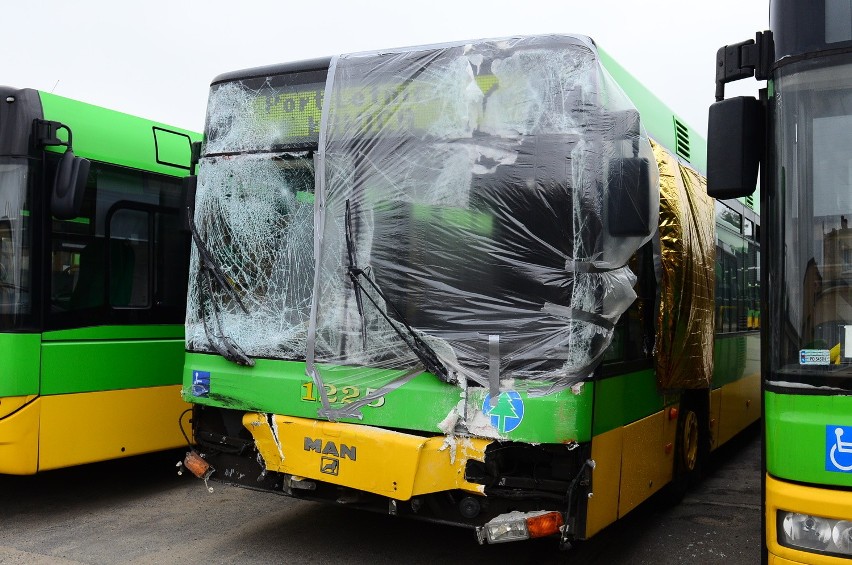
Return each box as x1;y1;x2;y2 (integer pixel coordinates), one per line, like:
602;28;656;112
709;1;852;562
184;34;725;547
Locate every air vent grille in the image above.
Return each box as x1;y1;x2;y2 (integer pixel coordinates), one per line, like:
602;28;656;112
745;194;754;209
674;118;690;162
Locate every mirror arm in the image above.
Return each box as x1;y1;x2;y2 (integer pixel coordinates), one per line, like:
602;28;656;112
34;119;73;150
714;31;774;101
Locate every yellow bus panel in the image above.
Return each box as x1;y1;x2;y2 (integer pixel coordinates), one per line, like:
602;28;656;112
766;474;852;565
586;426;623;538
245;413;489;500
0;397;40;474
0;395;37;419
38;385;190;471
717;373;760;446
710;387;722;450
618;409;677;518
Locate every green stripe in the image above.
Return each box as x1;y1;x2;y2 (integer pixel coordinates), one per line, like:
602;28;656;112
766;390;852;487
42;324;184;342
41;338;184;394
592;368;665;435
0;333;41;397
185;354;593;443
712;332;760;388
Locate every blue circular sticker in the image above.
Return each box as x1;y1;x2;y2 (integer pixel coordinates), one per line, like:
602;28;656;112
482;390;524;434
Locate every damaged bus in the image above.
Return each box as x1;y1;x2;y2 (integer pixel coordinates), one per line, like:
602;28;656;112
710;0;852;561
0;87;200;474
181;35;760;547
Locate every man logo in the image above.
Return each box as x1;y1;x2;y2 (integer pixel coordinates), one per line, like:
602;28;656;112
303;437;357;460
321;457;340;476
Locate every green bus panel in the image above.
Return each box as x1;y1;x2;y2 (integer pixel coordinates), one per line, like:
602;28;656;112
38;92;201;177
42;324;184;342
184;354;594;444
0;333;41;397
592;368;664;436
598;48;707;175
766;390;852;488
41;336;184;395
712;333;760;388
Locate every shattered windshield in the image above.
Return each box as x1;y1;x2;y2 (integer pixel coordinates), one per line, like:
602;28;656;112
185;73;320;360
0;158;32;327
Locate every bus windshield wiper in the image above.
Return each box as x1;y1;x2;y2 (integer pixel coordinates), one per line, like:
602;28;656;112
344;200;452;383
189;214;254;367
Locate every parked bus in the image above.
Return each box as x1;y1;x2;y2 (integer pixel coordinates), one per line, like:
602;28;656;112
181;35;759;548
708;1;852;562
0;87;200;474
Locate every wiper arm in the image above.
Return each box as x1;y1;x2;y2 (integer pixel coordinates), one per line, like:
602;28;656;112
344;200;452;383
189;213;254;367
344;200;368;348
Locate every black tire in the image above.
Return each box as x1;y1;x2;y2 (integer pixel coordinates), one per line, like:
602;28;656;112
666;391;710;503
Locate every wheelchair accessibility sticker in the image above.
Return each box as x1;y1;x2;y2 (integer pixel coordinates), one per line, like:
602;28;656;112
191;370;210;398
826;425;852;473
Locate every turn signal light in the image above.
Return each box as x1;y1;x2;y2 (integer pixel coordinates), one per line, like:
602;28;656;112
527;511;565;539
184;451;213;479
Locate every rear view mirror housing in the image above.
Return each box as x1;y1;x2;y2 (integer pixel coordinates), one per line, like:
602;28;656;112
707;96;762;199
608;157;651;237
35;119;91;220
52;149;90;220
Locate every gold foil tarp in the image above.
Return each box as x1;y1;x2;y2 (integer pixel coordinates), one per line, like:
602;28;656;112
652;141;716;390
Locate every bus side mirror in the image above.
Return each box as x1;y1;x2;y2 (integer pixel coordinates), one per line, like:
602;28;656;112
52;149;90;220
707;96;762;199
608;157;651;237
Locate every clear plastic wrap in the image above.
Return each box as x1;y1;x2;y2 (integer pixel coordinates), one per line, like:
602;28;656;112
305;35;659;416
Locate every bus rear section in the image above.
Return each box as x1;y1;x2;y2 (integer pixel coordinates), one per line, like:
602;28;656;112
0;86;199;474
183;35;756;547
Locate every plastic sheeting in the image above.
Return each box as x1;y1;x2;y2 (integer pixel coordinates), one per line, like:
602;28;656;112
652;141;716;389
187;35;666;418
305;35;659;414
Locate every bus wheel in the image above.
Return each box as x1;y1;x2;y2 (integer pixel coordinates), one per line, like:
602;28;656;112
666;394;709;502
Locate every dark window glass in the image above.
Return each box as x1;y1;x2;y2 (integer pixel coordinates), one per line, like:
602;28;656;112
48;160;187;329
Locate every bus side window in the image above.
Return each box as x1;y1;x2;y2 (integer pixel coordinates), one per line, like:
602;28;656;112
107;208;149;308
48;159;185;327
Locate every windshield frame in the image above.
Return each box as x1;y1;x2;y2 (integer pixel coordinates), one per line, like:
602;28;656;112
769;51;852;389
0;156;37;331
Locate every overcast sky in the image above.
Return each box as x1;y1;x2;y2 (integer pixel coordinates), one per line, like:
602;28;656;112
4;1;768;136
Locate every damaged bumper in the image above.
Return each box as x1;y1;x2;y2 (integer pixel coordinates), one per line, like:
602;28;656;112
244;412;489;500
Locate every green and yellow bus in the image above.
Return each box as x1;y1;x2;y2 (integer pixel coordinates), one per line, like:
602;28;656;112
0;87;200;474
709;0;852;562
182;35;759;548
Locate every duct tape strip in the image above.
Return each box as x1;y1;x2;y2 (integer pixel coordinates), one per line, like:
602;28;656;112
489;334;500;406
540;302;615;332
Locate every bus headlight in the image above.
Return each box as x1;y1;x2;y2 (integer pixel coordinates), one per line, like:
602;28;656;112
779;511;852;556
476;511;564;544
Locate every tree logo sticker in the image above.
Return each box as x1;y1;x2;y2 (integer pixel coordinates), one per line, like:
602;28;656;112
482;390;525;434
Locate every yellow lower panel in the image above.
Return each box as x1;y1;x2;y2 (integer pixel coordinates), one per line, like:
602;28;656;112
766;474;852;564
585;426;623;538
39;385;190;471
0;395;37;419
717;373;760;446
710;387;722;451
0;397;40;474
770;556;834;565
618;409;677;518
245;413;489;501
